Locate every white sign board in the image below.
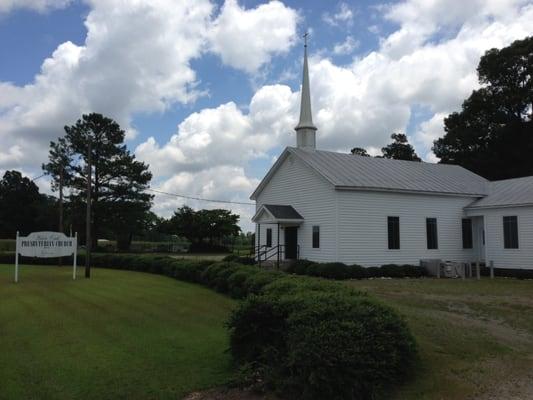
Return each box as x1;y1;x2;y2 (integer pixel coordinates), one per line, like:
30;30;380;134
17;231;77;258
15;231;78;283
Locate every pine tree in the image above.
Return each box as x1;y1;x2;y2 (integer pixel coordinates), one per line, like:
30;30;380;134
43;113;153;250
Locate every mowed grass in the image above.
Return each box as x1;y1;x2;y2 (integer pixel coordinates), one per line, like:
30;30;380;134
0;264;235;400
347;278;533;400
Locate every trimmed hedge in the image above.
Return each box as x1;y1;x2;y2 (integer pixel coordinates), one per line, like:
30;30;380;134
229;288;416;399
222;254;256;265
480;265;533;280
1;252;417;399
286;259;427;280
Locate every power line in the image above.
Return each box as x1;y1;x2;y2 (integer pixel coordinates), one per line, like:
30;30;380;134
32;173;46;182
25;174;255;206
146;187;255;206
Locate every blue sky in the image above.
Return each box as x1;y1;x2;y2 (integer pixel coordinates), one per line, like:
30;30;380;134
1;0;532;230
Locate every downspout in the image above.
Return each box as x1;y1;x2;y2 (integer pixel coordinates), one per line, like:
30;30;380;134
335;191;339;262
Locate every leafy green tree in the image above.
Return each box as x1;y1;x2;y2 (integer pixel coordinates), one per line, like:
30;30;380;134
0;170;56;237
43;113;153;250
162;206;241;251
433;36;533;179
350;147;370;156
381;133;421;161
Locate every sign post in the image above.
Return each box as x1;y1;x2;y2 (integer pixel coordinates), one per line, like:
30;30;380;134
14;231;78;283
15;231;19;283
73;232;78;280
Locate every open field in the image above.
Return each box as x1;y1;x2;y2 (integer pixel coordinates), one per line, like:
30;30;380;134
347;278;533;400
0;264;235;400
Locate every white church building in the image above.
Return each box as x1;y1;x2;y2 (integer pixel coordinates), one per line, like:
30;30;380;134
251;42;533;269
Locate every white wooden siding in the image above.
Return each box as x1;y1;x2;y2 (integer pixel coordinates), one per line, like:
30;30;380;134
467;206;533;269
336;190;478;266
253;152;533;267
255;154;337;262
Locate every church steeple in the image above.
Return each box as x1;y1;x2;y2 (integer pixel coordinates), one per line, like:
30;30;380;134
295;32;317;151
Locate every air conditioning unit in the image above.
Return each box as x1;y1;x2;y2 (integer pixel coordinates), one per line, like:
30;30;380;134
420;259;442;276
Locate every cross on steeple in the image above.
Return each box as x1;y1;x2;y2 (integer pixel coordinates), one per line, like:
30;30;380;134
294;31;317;151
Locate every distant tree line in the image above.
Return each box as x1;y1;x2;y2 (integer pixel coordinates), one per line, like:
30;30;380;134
351;133;421;161
0;166;242;252
158;206;241;253
0;170;57;238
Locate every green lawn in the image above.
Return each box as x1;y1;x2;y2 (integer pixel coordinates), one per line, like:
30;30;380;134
0;264;235;400
347;278;533;400
2;264;532;400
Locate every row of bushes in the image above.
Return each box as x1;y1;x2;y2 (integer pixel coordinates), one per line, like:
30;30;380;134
0;239;15;252
224;255;533;280
284;259;533;280
480;265;533;279
3;252;418;400
285;259;427;280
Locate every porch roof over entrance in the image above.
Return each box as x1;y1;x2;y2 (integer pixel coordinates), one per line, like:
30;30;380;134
252;204;304;224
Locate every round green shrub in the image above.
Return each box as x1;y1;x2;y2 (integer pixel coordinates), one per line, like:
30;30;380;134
172;260;213;283
344;264;366;279
242;270;283;295
202;262;239;286
286;259;314;275
213;264;247;292
228;289;417;400
318;262;352;280
227;268;260;298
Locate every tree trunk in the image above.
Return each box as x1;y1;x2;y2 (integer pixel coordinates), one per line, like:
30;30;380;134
91;149;99;251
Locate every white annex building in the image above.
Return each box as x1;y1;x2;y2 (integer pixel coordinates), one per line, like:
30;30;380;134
251;42;533;270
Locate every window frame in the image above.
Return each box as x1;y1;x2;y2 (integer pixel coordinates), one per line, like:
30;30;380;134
503;216;519;249
426;218;438;250
387;216;400;250
312;225;320;249
266;228;272;247
461;218;473;249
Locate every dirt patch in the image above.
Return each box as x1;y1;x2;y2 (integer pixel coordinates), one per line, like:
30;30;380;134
414;306;533;350
184;389;281;400
474;357;533;400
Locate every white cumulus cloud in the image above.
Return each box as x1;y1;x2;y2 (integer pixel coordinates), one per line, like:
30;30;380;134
0;0;299;174
333;35;360;55
2;0;533;230
208;0;298;73
136;0;533;225
322;2;354;27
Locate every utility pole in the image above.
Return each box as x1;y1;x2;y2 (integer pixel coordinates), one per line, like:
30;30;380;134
85;140;92;279
58;166;64;267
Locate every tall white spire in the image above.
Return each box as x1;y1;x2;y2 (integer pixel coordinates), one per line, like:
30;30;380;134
295;32;317;151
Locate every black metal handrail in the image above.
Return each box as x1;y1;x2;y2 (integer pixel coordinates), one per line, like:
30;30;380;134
256;245;276;261
258;245;285;262
252;245;301;260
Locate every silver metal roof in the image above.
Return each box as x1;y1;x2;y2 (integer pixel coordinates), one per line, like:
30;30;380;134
263;204;304;220
466;176;533;209
288;147;489;196
252;204;304;223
